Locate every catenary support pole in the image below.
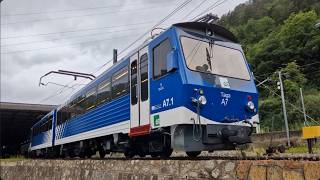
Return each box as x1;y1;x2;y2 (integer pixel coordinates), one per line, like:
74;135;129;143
278;71;290;147
300;88;307;123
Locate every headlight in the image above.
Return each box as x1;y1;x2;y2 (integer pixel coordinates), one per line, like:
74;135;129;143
247;101;255;111
198;95;207;105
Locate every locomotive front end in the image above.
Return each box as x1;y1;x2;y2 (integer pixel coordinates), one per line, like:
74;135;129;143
169;22;258;154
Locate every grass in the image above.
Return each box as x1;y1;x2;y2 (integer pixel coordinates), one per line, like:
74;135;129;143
286;142;320;154
0;155;26;162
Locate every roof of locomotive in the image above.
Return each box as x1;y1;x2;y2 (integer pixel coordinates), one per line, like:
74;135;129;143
173;22;238;43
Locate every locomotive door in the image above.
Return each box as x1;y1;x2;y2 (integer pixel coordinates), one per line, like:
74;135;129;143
129;47;150;136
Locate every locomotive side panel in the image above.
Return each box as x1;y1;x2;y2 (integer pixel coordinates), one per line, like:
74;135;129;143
55;95;130;145
30;111;54;151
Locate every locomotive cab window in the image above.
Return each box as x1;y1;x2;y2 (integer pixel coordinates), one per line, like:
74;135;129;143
153;38;172;79
180;36;250;80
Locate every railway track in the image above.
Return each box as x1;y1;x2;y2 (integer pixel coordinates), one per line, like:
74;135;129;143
52;154;320;161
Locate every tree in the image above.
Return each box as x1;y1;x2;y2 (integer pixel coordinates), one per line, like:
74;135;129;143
218;0;320;131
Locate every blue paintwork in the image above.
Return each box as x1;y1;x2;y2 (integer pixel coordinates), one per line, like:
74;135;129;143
149;26;258;122
31;131;52;147
30;22;258;150
55;95;130;140
31;110;55;148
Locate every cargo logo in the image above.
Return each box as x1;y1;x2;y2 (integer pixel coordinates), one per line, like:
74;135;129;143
153;115;160;127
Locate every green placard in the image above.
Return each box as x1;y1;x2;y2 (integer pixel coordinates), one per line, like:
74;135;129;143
153;115;160;127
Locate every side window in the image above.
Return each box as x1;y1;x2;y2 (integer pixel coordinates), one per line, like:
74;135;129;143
97;78;111;105
73;95;86;116
48;116;52;131
130;60;138;105
112;66;129;99
41;122;45;133
34;126;37;136
140;53;148;101
57;109;62;125
65;105;71;122
85;87;96;111
61;105;71;124
153;39;172;79
69;99;77;118
78;94;86;115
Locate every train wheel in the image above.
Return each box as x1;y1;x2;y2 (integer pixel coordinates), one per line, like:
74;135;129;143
99;150;106;158
186;151;201;158
124;150;135;158
138;153;146;158
150;153;158;158
68;150;75;158
160;148;173;158
79;151;85;158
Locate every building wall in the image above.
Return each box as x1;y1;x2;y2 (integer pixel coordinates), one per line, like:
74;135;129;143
1;159;319;180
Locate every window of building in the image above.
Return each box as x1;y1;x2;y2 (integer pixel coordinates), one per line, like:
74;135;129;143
97;78;111;105
153;38;172;79
130;60;138;105
112;66;129;99
140;53;148;101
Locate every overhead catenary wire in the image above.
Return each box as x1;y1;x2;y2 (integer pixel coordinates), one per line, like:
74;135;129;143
190;0;227;21
92;0;193;74
1;25;151;47
180;0;210;21
1;3;180;26
254;78;319;125
38;0;193;103
2;1;179;17
2;34;138;54
1;20;157;39
253;61;320;79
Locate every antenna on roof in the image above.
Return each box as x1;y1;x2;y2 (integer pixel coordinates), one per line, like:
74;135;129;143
193;13;219;24
113;49;118;64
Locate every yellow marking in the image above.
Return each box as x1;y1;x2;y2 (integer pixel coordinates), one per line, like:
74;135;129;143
302;126;320;139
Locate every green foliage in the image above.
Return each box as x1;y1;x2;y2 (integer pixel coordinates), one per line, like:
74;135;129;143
303;92;320;121
219;0;320;131
270;62;307;101
250;11;320;80
231;16;276;56
258;97;283;131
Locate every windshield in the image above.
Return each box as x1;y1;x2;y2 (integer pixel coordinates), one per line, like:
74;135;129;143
180;36;250;80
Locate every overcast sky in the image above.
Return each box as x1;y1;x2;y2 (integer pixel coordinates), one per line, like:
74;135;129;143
1;0;247;105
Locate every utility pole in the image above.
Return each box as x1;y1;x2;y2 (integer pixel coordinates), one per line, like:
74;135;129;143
278;71;290;147
300;88;307;123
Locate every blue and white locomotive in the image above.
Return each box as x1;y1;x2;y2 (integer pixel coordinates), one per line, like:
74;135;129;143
29;22;258;158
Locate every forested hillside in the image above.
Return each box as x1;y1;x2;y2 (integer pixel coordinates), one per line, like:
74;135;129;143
218;0;320;131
